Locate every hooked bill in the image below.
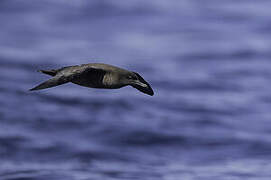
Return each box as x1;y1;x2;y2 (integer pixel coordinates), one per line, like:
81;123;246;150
132;72;154;96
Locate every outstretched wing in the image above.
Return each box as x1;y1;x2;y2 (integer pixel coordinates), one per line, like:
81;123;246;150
29;75;71;91
30;65;107;91
69;65;107;88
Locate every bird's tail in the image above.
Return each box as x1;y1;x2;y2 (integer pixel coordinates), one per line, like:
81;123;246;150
38;69;58;76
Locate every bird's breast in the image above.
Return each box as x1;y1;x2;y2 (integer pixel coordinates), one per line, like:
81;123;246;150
102;73;124;89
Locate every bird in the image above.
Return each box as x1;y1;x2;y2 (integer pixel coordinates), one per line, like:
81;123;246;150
30;63;154;96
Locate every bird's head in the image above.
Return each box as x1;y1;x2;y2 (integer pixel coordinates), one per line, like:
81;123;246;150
120;71;154;96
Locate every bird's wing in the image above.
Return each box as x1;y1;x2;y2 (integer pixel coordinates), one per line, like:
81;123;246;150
68;65;107;86
30;66;107;91
29;75;71;91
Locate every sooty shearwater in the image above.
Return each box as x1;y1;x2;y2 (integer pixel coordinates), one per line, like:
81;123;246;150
30;63;154;96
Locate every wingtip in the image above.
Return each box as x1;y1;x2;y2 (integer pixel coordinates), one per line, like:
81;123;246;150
29;86;40;91
29;87;36;91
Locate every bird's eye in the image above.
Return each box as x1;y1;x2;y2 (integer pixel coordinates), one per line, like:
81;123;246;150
128;75;137;80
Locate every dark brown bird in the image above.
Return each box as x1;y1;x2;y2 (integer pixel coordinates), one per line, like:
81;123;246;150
30;63;154;96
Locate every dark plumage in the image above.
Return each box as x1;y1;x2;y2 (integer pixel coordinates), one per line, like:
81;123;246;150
30;63;154;96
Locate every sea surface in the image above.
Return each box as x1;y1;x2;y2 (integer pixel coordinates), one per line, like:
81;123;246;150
1;0;271;180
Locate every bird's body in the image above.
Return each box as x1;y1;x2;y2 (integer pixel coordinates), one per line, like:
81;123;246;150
30;63;154;96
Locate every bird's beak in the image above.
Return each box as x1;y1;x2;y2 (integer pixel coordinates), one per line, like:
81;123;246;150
133;80;148;88
131;72;154;96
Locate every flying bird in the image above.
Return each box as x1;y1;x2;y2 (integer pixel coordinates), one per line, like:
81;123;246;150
30;63;154;96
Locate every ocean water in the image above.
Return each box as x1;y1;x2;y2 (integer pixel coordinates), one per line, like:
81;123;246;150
1;0;271;179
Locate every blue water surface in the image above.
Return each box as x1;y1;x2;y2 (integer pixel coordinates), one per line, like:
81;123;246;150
1;0;271;179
